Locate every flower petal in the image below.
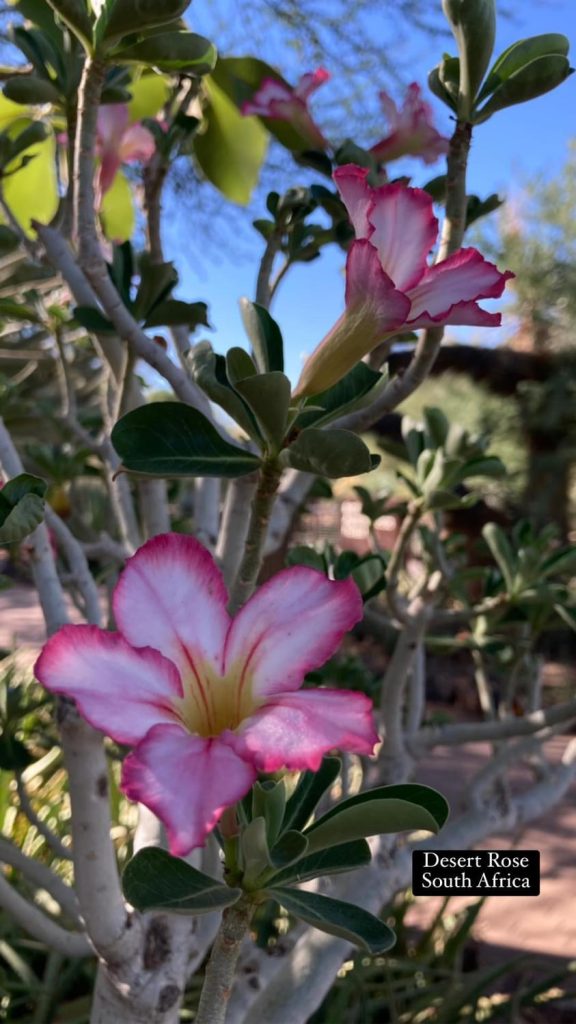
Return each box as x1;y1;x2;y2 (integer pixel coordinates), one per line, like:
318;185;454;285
119;123;156;165
34;625;181;745
411;299;503;330
229;689;378;772
406;248;514;325
241;78;293;117
122;725;256;855
294;68;331;100
334;165;373;239
368;182;438;291
345;239;411;326
224;568;363;700
97;104;129;148
113;533;230;679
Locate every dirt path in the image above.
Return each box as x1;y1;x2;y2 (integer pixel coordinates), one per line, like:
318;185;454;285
1;585;575;961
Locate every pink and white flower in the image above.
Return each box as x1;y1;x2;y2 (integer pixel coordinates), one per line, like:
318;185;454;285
95;104;156;199
294;165;514;397
371;83;449;166
35;533;375;855
241;69;330;150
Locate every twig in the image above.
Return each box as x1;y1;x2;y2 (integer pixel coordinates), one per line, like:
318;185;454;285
44;507;102;627
228;460;282;613
0;835;79;922
410;698;576;753
14;773;72;863
0;872;91;957
195;898;255;1024
215;475;257;585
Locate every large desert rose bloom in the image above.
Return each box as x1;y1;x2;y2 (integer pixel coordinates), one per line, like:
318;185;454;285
96;104;156;198
294;165;514;397
35;534;376;855
241;69;330;150
371;83;449;166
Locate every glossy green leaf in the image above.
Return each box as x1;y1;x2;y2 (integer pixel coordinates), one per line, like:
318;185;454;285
475;54;573;122
225;347;258;385
127;71;170;121
239;299;284;373
240;816;270;884
111;401;262;477
285;428;379;478
113;32;217;75
296;363;382;430
194;74;268;205
286;545;327;573
189;343;260;440
350;554;387;601
142;299;208;330
133;257;178;320
304;784;449;854
267;887;396;954
482;522;516;592
3;77;61;105
252;780;286;847
268;830;308;870
45;0;93;51
282;756;341;833
0;473;47;542
0;299;41;323
233;372;292;449
3;133;57;239
74;306;116;334
100;169;134;242
478;33;570;102
268;839;371;887
122;847;241;914
97;0;191;46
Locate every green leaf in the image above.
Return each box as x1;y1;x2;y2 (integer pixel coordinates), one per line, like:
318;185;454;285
267;839;371;887
111;402;262;478
133;256;178;320
99;168;134;242
286;545;326;573
225;347;258;385
112;32;217;75
239;298;284;373
350;554;387;601
74;306;116;334
475;52;573;122
194;73;268;205
233;372;292;449
0;299;41;324
1;473;46;507
268;830;308;870
482;522;516;592
143;299;209;330
540;547;576;579
122;847;241;914
97;0;191;47
0;493;45;542
282;756;341;833
3;77;61;105
286;428;378;478
553;604;576;632
252;780;286;847
3;132;58;237
189;343;261;440
478;33;570;102
215;56;312;152
0;733;34;770
240;816;271;883
44;0;93;51
296;364;382;430
304;784;449;854
267;887;396;954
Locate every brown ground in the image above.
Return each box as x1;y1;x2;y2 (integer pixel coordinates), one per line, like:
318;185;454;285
1;585;575;968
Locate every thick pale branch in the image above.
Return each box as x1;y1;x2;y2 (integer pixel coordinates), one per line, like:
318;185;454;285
0;836;80;923
410;699;576;753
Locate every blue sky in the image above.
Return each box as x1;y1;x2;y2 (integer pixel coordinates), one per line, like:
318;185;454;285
171;0;576;387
